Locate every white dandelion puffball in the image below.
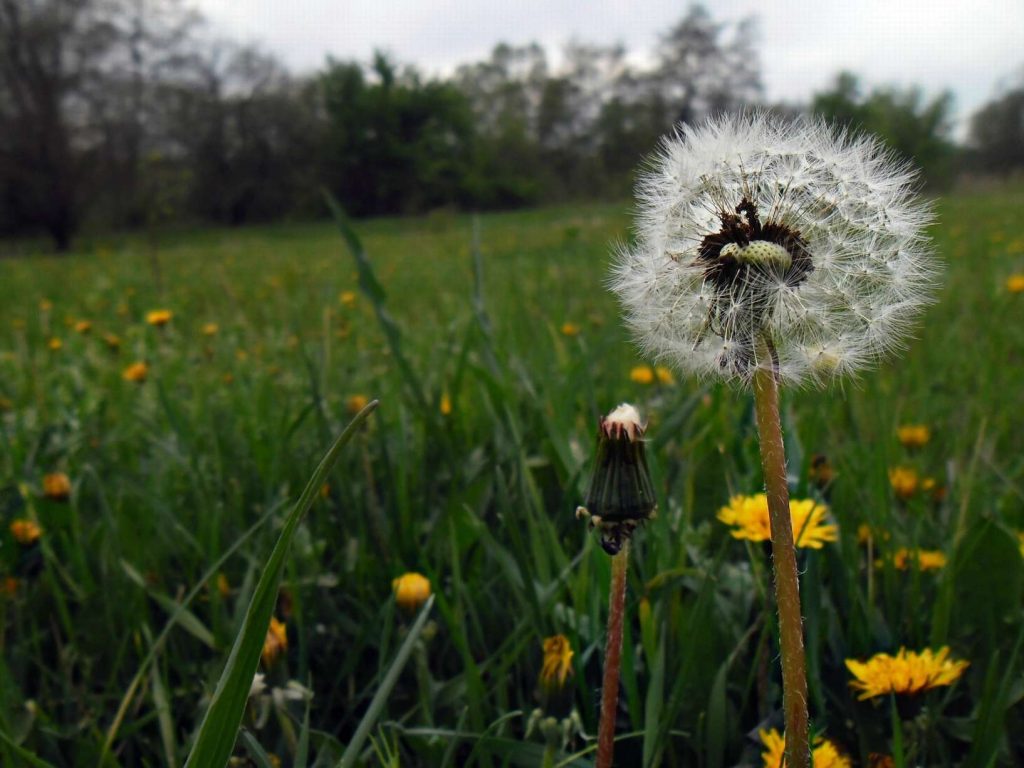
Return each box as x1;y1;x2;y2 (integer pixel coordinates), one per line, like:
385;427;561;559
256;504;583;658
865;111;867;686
611;113;938;388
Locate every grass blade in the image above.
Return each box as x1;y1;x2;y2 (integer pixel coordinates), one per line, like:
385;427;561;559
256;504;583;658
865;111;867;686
184;400;379;768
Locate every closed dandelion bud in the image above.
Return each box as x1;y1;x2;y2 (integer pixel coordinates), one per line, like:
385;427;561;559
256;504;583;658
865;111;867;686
577;403;656;555
392;572;431;614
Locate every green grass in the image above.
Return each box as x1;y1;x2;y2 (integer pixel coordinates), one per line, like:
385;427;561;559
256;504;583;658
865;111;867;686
0;186;1023;766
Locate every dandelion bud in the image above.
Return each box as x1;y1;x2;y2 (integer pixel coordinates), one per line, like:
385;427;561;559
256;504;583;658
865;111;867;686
577;403;656;555
392;572;431;614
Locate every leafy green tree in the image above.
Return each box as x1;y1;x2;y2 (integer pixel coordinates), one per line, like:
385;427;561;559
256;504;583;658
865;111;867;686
969;83;1024;174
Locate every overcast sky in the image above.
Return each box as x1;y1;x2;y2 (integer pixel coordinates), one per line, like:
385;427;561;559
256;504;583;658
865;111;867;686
195;0;1023;139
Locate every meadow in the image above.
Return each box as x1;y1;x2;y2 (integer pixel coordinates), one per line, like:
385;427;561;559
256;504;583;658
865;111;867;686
1;184;1023;767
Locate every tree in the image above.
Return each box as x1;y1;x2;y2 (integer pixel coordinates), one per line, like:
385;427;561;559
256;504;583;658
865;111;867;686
968;68;1024;174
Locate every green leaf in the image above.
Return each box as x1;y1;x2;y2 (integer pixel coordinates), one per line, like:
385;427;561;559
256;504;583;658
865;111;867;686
184;400;379;768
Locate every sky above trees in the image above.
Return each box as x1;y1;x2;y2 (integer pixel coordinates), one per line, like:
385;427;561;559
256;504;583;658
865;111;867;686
195;0;1023;139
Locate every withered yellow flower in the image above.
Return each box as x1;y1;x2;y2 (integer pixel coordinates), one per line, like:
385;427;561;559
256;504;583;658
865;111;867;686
540;634;574;691
629;365;655;384
888;466;919;499
10;519;42;545
718;494;837;549
846;647;968;700
392;572;431;613
122;362;149;383
146;309;173;327
896;424;930;448
261;617;288;667
43;472;71;501
760;728;851;768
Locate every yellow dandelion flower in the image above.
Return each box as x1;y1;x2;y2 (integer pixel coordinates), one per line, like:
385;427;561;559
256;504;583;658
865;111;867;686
888;548;947;571
216;572;231;598
48;337;62;351
43;472;71;501
845;647;968;700
1007;275;1024;293
759;728;851;768
10;519;42;545
896;424;930;448
39;299;53;312
888;466;918;500
74;320;92;334
393;572;431;613
1018;532;1024;559
440;393;452;416
540;634;574;691
346;394;369;415
560;321;580;337
146;309;173;327
630;365;655;384
122;362;149;383
103;333;121;351
261;616;288;667
718;494;838;549
654;365;675;385
339;290;357;308
201;322;219;336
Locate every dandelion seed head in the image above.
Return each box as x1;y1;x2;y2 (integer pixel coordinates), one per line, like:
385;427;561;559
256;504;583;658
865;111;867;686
611;113;939;388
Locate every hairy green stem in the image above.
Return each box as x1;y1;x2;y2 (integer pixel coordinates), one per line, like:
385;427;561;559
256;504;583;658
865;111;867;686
596;540;629;768
753;337;810;768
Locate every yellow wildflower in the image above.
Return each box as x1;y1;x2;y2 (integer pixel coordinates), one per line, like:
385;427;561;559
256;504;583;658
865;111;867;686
146;309;173;327
560;321;580;337
654;365;675;385
392;572;431;613
48;337;62;351
201;322;219;336
74;320;92;334
1;577;19;598
888;466;918;499
896;424;930;448
540;634;574;691
889;548;947;571
10;519;42;545
1007;274;1024;293
760;728;851;768
339;291;357;308
440;393;452;416
629;365;655;384
39;299;53;312
261;617;288;667
103;333;122;351
846;647;968;700
216;572;231;598
1018;532;1024;559
346;394;369;415
43;472;71;501
0;396;11;412
122;362;149;383
718;494;838;549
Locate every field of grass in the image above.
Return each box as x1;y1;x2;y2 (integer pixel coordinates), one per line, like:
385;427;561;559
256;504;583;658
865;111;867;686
1;185;1023;767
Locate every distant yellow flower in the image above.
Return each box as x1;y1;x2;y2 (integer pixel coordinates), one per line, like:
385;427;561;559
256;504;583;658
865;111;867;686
1;576;19;598
887;548;947;571
122;361;149;383
760;728;851;768
146;309;173;327
10;519;42;545
857;525;891;545
261;617;288;666
39;299;53;312
74;320;92;334
1018;532;1024;559
0;396;11;412
868;755;895;768
1007;275;1024;293
896;424;930;448
888;466;918;499
393;572;431;613
540;634;574;691
440;393;452;416
846;647;968;700
630;365;655;384
560;321;580;337
216;572;231;598
654;365;675;385
339;291;357;308
718;494;838;549
346;394;369;415
201;322;219;336
103;333;121;351
43;472;71;501
48;337;62;351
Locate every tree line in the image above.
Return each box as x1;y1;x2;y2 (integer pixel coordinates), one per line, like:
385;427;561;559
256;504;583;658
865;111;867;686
2;1;1022;251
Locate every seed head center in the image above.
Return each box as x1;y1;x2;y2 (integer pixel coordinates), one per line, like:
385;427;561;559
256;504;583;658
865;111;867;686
720;240;793;271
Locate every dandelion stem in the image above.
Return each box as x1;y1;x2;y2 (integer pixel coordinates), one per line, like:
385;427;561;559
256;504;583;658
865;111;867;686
596;540;629;768
753;335;810;768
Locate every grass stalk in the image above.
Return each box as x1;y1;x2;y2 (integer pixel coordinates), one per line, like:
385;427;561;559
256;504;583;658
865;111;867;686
596;540;629;768
752;336;810;768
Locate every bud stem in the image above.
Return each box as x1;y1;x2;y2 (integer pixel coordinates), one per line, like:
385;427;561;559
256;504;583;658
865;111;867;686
753;334;811;768
596;540;629;768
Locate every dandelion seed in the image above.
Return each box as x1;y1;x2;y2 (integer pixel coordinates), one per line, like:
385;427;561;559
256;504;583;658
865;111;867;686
146;309;173;327
392;572;431;613
122;362;149;383
845;647;968;700
43;473;71;501
611;113;937;387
